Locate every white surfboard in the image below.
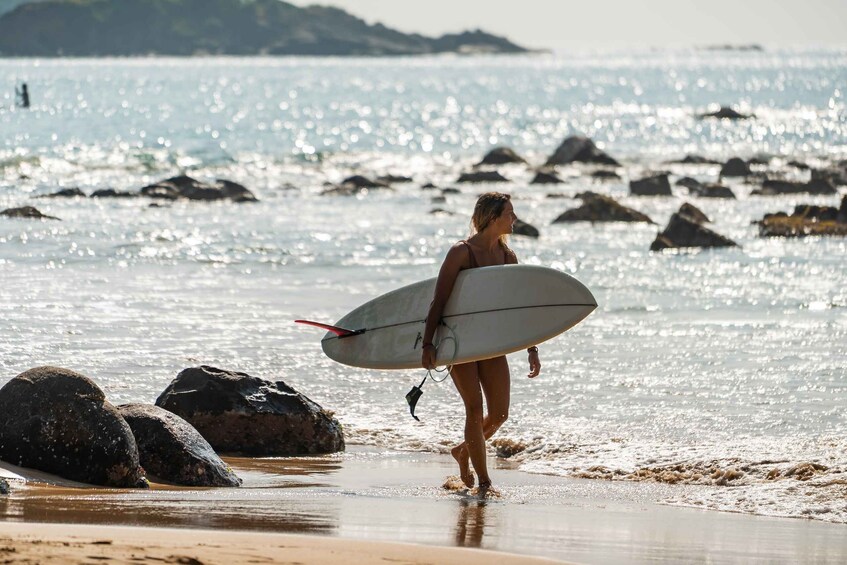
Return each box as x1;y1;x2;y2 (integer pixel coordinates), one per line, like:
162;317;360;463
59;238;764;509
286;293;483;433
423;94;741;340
299;265;597;370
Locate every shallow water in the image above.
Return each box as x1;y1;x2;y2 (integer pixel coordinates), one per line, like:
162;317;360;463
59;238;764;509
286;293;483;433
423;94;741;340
1;49;846;524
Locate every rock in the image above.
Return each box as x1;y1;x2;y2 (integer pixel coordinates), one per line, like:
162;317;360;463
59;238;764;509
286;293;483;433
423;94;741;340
678;203;710;224
91;189;138;198
747;156;771;166
1;206;60;220
590;169;621;180
720;158;752;177
840;195;847;224
457;171;510;183
342;175;392;189
441;187;461;194
530;171;564;184
118;404;241;487
0;366;147;488
376;174;413;184
140;175;258;202
545;136;620;167
545;193;568;199
787;160;810;170
630;174;672;196
155;366;344;456
512;218;539;238
697;184;736;198
553;193;653;223
650;213;738;251
668;155;722;165
676;177;704;191
792;205;838;222
757;196;847;237
421;182;438;189
429;208;455;216
431;195;447;204
0;477;9;495
752;179;836;196
812;165;847;186
38;187;86;198
699;106;753;119
476;147;527;166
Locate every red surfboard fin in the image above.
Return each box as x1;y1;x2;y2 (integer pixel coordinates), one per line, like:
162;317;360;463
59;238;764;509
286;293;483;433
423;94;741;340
294;320;364;338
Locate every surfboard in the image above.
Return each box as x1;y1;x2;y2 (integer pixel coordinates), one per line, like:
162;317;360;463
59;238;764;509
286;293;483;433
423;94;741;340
297;265;596;370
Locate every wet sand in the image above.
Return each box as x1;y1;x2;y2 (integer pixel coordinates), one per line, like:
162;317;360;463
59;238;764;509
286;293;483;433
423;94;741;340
2;446;847;564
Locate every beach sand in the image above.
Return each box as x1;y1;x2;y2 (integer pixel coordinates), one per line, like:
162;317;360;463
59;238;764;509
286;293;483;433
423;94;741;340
2;446;847;564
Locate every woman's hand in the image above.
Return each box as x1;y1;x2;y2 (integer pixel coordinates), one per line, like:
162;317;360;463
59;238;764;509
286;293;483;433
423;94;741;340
421;344;436;370
527;348;541;378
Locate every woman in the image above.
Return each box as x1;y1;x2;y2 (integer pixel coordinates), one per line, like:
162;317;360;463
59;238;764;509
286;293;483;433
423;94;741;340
421;192;541;493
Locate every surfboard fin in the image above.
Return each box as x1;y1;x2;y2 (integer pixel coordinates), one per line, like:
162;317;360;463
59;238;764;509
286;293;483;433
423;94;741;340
405;375;428;421
294;320;364;338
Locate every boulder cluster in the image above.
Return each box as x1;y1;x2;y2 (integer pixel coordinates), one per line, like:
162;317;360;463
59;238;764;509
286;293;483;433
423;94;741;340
756;196;847;237
0;365;343;490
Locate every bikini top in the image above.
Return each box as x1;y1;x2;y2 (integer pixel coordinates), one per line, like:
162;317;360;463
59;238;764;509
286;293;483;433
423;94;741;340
461;240;516;269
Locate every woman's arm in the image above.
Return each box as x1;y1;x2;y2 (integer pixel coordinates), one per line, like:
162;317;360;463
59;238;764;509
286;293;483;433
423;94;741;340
421;243;467;369
507;245;541;377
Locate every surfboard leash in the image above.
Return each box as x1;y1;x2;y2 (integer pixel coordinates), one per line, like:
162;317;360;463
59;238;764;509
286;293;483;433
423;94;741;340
405;324;457;421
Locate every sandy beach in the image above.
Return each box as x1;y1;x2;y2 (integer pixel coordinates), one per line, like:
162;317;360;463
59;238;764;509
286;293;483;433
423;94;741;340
3;446;847;564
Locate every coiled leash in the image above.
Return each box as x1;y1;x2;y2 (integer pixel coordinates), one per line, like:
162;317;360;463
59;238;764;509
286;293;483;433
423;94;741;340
405;326;457;421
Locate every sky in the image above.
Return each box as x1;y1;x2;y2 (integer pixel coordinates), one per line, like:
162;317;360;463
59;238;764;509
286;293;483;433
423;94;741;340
288;0;847;50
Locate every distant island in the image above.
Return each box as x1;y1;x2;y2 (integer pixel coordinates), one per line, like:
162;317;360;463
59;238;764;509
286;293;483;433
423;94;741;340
0;0;529;57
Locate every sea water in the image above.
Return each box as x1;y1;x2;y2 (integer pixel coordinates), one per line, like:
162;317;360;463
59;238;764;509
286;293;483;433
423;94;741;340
1;49;845;522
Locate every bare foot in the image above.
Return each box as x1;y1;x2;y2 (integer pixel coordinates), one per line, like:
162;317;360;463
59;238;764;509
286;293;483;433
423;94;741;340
451;445;475;488
475;480;500;499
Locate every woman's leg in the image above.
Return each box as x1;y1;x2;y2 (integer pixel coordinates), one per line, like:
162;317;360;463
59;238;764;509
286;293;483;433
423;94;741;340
450;362;489;487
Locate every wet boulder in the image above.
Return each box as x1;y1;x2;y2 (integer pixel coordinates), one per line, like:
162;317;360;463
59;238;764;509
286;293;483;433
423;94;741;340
553;193;653;223
476;147;527;166
630;173;672;196
341;175;392;189
751;179;836;196
140;175;258;202
757;196;847;237
678;203;710;224
91;189;138;198
679;178;736;198
590;169;621;181
1;206;60;220
699;106;753;119
650;213;738;251
545;136;620;167
155;366;344;456
457;171;510;183
530;170;563;184
0;366;147;488
812;165;847;187
719;158;752;177
513;218;539;238
376;174;414;184
118;404;241;487
38;187;86;198
668;155;722;165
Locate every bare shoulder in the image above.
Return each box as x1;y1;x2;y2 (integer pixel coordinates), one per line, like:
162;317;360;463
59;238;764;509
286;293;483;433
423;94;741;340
443;241;471;268
505;246;518;264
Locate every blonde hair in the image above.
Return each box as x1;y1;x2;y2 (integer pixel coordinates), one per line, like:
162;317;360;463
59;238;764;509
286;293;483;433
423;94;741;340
470;192;512;248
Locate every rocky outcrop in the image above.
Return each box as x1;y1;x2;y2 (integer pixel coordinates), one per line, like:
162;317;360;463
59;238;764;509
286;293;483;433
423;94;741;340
512;218;539;237
630;173;672;196
1;206;60;220
678;203;710;224
376;174;413;184
812;165;847;186
699;106;753;119
544;136;620;167
38;188;86;198
668;155;722;165
650;214;738;251
140;176;258;202
590;169;621;180
341;175;392;189
457;171;510;183
719;158;752;177
476;147;527;166
677;178;735;198
530;171;563;184
757;196;847;237
553;193;653;223
751;179;836;196
0;366;147;488
118;404;241;487
91;189;138;198
155;366;344;456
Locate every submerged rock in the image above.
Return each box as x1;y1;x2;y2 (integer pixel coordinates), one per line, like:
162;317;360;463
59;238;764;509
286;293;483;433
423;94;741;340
457;171;510;183
155;366;344;456
140;175;258;202
118;404;241;487
678;178;736;198
91;189;138;198
752;179;836;196
650;213;738;251
553;193;653;223
476;147;527;166
341;175;392;189
1;206;60;220
530;170;564;184
38;187;86;198
757;196;847;237
590;169;621;180
376;174;414;184
678;203;710;224
699;106;753;119
668;155;722;165
0;366;147;488
630;173;672;196
719;158;752;178
544;136;620;167
512;218;539;238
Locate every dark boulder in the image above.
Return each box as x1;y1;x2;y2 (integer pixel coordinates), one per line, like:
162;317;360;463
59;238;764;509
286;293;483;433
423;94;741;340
678;203;710;224
720;158;752;177
590;169;621;180
38;188;86;198
668;155;722;165
429;208;455;216
752;179;836;196
341;175;392;189
441;187;461;194
513;218;539;238
140;175;258;202
812;165;847;186
650;213;738;251
553;193;653;223
457;171;510;183
118;404;241;487
1;206;60;220
0;366;147;488
630;173;672;196
544;136;620;167
699;106;753;119
91;189;138;198
787;160;810;170
376;174;414;184
676;177;704;191
155;366;344;456
679;178;736;198
421;182;438;189
476;147;527;166
530;171;564;184
757;196;847;237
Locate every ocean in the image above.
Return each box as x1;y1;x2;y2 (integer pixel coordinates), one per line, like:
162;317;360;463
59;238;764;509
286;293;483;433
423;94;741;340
1;48;846;523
